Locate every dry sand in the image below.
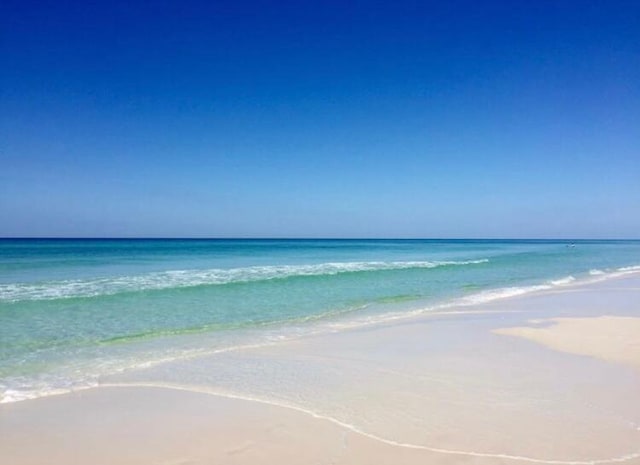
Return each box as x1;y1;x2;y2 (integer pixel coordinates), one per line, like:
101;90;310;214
494;316;640;372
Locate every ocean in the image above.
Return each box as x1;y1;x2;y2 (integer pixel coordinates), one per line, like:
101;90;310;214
1;238;639;403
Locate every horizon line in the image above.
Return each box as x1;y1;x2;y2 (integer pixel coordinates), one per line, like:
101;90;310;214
1;237;639;241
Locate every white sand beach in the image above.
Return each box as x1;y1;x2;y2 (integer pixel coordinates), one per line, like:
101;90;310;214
2;274;640;465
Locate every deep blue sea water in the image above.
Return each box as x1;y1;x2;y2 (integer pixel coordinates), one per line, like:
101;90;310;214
1;238;639;402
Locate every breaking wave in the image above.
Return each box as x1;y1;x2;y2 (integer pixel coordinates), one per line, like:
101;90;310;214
0;259;489;302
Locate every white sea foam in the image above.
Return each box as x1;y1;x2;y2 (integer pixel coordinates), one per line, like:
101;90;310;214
0;385;94;404
587;265;640;282
0;259;488;302
455;274;578;306
617;265;640;272
457;284;553;305
550;276;576;286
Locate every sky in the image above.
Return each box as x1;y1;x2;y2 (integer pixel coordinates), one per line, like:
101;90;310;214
1;0;639;238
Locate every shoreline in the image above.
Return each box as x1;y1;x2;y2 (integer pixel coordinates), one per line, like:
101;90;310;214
2;269;640;407
2;273;640;464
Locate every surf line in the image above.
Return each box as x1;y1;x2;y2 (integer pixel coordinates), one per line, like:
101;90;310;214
99;382;640;465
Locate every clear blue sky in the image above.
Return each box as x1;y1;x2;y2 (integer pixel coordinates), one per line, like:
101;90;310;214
1;1;639;238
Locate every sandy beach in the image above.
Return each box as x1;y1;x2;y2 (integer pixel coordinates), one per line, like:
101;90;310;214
4;0;639;461
2;274;640;465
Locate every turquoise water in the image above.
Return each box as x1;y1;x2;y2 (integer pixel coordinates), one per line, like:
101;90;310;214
1;238;640;402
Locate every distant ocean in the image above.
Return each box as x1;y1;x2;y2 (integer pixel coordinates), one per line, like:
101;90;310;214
1;238;639;403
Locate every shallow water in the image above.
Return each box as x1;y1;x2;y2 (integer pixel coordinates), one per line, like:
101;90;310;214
1;238;640;402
